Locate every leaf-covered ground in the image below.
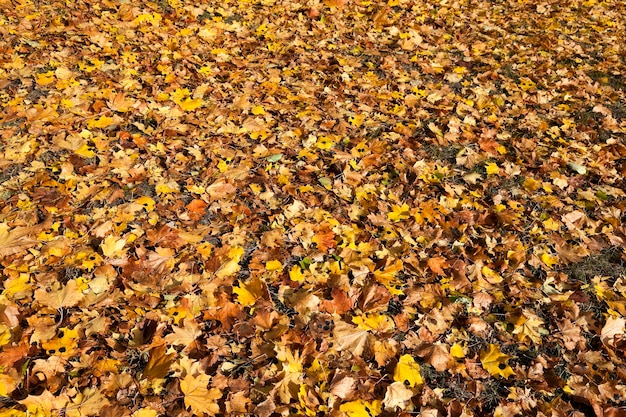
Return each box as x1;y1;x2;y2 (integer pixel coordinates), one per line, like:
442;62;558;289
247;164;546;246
1;0;625;415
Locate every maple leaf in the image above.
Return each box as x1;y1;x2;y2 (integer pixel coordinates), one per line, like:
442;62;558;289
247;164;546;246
131;408;159;417
480;344;515;378
0;324;12;348
64;387;109;417
0;222;44;257
233;275;267;307
100;235;127;258
164;319;202;347
34;280;85;309
393;354;423;387
143;344;176;381
352;313;395;333
19;390;66;417
339;400;382;417
512;310;545;345
0;369;20;397
41;327;80;357
485;162;500;175
426;256;449;276
383;381;414;411
387;203;411;222
180;373;221;416
333;320;371;357
265;259;283;271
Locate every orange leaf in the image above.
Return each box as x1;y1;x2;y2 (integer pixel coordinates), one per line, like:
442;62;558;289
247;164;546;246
427;257;449;275
186;199;208;216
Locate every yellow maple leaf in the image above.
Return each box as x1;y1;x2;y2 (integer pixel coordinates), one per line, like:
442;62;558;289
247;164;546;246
353;313;395;333
512;310;545;345
196;243;212;258
155;183;176;195
374;259;404;295
480;344;515;378
233;284;256;307
542;217;560;231
178;98;203;111
0;371;20;398
36;71;55;86
0;324;11;347
349;114;365;126
1;274;32;299
541;253;559;268
100;236;127;258
289;265;306;282
180;373;221;416
41;327;80;357
519;77;536;91
251;105;266;115
316;135;336;150
481;265;503;284
265;260;283;272
485;162;500;175
393;354;423;387
86;116;114;129
339;400;382;417
135;196;155;212
131;408;158;417
233;276;265;307
387;203;410;222
74;142;96;158
450;343;465;359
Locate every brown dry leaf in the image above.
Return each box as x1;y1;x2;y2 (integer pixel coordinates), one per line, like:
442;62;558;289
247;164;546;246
164;319;202;347
34;280;85;309
65;387;110;417
143;344;176;381
426;343;453;372
601;316;625;347
333;320;371;357
329;373;356;399
383;381;415;411
0;221;46;257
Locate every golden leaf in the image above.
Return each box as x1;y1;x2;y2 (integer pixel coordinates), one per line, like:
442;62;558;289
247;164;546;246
180;373;221;416
480;344;515;378
100;235;127;258
34;280;85;309
393;354;423;387
387;203;410;222
0;222;42;257
64;387;109;417
485;162;500;175
265;260;283;271
352;313;395;333
339;400;381;417
41;327;80;357
512;310;545;345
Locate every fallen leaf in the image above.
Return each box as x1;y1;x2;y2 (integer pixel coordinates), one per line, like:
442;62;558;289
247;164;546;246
180;373;221;416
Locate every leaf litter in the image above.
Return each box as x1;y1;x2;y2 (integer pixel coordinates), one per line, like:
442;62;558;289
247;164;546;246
0;0;625;415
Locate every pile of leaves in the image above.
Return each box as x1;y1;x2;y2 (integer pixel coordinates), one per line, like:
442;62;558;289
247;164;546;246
1;0;625;415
